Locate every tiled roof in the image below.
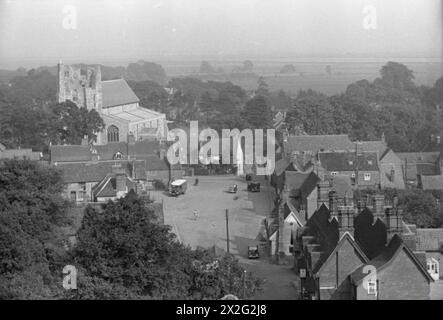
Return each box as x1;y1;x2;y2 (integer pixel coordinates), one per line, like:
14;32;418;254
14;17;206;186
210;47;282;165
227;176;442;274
0;149;41;160
356;140;388;157
328;175;353;198
397;152;440;180
285;134;354;154
350;235;432;284
93;175;136;198
319;151;379;172
56;160;146;183
284;171;319;198
274;158;291;176
50;140;160;163
420;175;443;190
101;79;140;108
416;228;443;251
397;152;440;165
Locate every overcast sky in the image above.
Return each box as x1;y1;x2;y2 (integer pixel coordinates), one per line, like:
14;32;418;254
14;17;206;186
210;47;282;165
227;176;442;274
0;0;441;68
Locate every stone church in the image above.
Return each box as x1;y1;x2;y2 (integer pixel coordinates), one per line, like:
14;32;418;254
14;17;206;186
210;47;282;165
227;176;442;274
57;62;169;145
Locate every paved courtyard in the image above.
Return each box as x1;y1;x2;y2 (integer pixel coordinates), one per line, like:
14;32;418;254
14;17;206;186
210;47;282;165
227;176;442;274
154;174;298;300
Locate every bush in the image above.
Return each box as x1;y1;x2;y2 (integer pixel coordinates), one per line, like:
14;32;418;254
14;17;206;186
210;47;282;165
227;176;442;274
152;179;167;190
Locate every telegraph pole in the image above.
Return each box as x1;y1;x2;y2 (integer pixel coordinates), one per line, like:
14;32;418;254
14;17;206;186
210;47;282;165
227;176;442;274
225;209;230;254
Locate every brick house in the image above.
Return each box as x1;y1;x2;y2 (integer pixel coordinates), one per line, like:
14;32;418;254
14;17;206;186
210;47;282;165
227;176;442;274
318;151;380;189
269;171;320;256
295;183;433;300
358;140;405;189
416;228;443;281
51;137;183;202
397;152;441;187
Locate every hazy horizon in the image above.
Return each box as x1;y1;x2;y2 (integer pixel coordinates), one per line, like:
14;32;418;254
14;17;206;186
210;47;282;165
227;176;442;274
0;0;442;69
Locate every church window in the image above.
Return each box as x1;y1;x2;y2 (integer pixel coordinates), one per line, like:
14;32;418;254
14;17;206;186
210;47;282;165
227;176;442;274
107;125;119;143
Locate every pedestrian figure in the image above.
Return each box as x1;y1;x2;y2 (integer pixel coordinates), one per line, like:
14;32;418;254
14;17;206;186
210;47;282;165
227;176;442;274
193;209;198;220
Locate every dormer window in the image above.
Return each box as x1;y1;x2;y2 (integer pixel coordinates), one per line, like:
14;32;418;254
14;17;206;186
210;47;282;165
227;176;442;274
114;152;123;160
91;148;97;154
331;172;338;176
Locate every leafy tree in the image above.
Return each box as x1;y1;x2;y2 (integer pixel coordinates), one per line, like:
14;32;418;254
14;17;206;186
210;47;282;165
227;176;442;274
49;101;105;145
125;60;167;85
70;193;262;299
0;160;69;299
242;95;273;129
256;77;270;98
199;91;215;125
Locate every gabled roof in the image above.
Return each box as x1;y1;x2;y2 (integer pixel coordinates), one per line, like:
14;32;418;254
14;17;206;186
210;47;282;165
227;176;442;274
285;171;319;198
315;232;369;275
285;134;354;154
416;228;443;251
356;140;388;158
274;158;292;176
420;175;443;190
93;174;136;198
101;79;140;108
319;151;379;172
350;234;433;285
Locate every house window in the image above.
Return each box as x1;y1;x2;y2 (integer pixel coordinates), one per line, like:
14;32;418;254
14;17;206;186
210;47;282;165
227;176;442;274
368;160;373;165
364;173;371;181
107;125;119;142
348;160;353;165
367;280;377;295
70;191;76;201
351;172;356;185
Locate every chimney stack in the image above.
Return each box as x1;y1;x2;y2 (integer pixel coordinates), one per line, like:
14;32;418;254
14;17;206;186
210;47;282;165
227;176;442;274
112;164;127;194
386;207;403;243
338;205;354;238
328;191;338;222
317;180;330;209
372;194;385;225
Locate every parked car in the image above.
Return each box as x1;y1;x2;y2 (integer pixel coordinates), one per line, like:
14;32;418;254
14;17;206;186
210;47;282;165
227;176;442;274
248;245;260;259
169;179;187;196
247;181;260;192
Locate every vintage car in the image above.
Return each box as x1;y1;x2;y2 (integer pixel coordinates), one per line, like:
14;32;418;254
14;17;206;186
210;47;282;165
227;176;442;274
247;181;260;192
169;179;187;196
247;246;260;259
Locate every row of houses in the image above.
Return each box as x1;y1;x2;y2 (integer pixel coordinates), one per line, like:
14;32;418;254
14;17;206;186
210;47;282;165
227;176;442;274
277;132;443;191
49;136;184;203
268;129;443;299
